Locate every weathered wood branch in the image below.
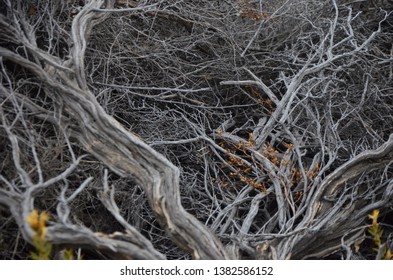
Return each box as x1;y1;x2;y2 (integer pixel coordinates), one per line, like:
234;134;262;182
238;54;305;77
0;0;228;259
1;0;392;260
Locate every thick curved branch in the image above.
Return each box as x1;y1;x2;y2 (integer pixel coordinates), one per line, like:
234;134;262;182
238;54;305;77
0;0;228;259
306;134;393;223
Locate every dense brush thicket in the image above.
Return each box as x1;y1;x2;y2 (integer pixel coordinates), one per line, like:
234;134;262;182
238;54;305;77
0;0;392;259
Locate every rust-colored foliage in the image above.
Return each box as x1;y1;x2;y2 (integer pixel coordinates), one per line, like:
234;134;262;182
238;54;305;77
238;0;271;21
215;132;320;198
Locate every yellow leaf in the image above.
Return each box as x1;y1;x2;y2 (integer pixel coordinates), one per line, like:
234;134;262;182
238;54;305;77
26;210;39;231
368;209;379;225
26;210;50;238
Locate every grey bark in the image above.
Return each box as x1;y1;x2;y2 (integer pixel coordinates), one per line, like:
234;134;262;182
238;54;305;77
0;0;392;259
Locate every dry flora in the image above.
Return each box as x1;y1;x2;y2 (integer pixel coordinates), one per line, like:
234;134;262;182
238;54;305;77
238;0;271;21
26;210;79;260
26;210;52;260
0;0;392;260
367;210;393;260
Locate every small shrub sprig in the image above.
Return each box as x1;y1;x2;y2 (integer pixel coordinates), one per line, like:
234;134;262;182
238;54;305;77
26;210;52;260
367;209;393;260
26;209;79;260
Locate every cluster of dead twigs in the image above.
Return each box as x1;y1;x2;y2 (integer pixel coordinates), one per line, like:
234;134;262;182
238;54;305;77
0;0;392;259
